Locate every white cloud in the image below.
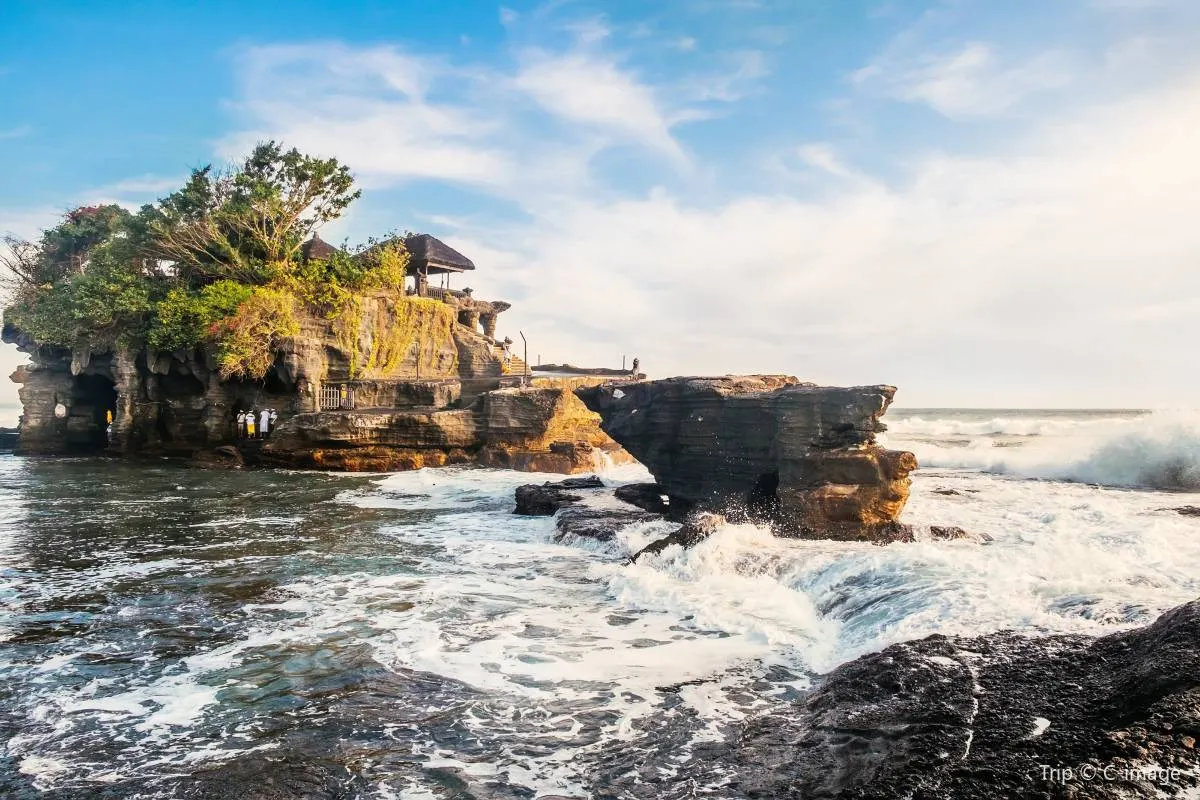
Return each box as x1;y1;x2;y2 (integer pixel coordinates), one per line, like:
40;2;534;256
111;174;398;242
461;71;1200;406
855;41;1078;118
223;43;517;191
685;49;768;103
499;6;519;26
0;207;60;240
214;20;1200;405
564;17;611;46
513;50;684;160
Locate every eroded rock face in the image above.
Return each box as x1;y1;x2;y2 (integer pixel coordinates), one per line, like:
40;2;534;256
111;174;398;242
576;375;918;539
259;387;625;474
640;599;1200;799
3;297;631;473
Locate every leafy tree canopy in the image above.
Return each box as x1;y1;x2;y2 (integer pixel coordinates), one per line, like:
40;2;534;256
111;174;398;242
1;141;412;379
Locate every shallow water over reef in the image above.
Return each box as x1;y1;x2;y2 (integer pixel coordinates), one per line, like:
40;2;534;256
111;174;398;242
1;421;1198;797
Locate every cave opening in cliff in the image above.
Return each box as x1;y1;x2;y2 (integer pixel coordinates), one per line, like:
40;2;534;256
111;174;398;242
67;374;117;452
747;471;780;520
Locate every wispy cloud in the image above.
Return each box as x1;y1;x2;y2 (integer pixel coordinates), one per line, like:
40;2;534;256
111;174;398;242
854;41;1078;118
223;43;516;191
0;207;62;240
513;49;684;161
223;25;769;197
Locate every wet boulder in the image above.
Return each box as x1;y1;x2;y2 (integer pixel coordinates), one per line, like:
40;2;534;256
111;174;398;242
513;475;604;515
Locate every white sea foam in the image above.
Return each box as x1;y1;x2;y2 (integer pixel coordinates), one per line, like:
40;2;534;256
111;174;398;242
886;410;1200;490
6;435;1200;796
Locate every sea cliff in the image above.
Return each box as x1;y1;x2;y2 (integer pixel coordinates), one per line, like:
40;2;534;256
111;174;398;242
2;293;625;473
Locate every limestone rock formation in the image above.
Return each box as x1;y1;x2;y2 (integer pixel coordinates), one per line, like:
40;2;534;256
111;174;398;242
576;375;921;539
3;291;627;473
259;386;625;473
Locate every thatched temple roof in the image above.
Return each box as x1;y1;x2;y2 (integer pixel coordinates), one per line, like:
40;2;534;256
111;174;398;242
404;233;476;274
300;233;339;262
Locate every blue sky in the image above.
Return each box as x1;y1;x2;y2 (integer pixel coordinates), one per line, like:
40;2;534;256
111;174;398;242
3;0;1200;407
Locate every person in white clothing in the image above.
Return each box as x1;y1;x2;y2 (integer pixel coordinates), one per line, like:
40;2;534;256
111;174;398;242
259;408;271;438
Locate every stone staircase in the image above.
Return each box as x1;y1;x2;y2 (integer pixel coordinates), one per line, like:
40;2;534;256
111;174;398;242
493;343;528;377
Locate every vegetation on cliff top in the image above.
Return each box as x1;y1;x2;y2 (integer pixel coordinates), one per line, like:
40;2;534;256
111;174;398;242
1;142;410;379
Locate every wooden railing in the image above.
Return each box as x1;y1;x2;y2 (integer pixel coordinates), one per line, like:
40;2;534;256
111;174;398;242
319;384;354;410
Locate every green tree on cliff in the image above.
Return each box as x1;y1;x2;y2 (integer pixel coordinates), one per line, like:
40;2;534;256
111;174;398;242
138;141;360;285
1;142;395;379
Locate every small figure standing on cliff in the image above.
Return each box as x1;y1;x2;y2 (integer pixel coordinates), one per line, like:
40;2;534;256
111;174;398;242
502;337;513;364
259;408;271;438
236;411;246;439
631;357;640;378
269;409;279;431
246;410;257;439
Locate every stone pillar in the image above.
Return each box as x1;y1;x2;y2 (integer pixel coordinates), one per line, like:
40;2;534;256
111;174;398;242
12;364;73;454
109;349;140;453
481;313;497;340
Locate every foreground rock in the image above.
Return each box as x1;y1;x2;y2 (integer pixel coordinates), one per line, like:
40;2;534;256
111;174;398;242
593;599;1200;799
514;475;605;515
577;376;934;540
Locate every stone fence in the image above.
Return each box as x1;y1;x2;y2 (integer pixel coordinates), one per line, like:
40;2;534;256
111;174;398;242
318;379;462;411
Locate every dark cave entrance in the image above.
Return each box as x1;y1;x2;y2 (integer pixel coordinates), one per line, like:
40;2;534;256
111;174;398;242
67;374;117;452
747;471;780;520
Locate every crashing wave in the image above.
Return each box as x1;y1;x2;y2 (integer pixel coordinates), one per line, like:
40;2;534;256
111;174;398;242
887;410;1200;490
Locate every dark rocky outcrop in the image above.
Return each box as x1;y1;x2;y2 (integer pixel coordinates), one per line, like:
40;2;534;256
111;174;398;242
593;599;1200;799
577;376;929;540
190;445;245;469
614;483;671;514
0;427;17;452
1169;506;1200;518
514;475;605;515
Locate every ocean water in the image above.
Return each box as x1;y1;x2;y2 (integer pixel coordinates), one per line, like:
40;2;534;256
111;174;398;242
0;403;19;428
0;408;1198;797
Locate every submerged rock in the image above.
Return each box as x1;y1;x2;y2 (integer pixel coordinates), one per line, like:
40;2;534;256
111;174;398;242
629;513;724;561
190;445;245;470
577;376;922;540
660;598;1200;799
554;506;661;544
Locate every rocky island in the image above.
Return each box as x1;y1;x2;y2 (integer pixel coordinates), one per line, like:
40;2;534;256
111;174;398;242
1;143;626;473
512;375;968;548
